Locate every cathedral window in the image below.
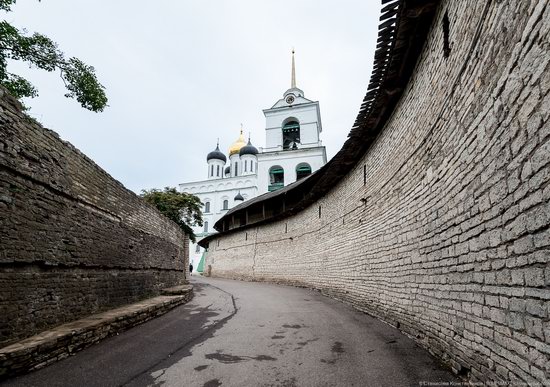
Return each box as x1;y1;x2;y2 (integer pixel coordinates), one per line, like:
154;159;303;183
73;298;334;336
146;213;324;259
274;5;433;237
234;162;238;176
222;199;229;210
268;166;284;191
296;163;312;180
244;160;248;172
210;164;214;177
204;202;211;213
282;120;300;150
204;221;209;232
217;165;220;177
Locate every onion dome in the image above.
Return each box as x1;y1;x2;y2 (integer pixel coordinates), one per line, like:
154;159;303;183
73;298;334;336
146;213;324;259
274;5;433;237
229;129;247;156
239;139;258;156
234;192;244;201
224;166;230;175
207;144;227;163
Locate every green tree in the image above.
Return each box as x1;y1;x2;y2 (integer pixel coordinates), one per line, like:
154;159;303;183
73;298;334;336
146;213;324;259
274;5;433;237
141;187;204;243
0;0;107;111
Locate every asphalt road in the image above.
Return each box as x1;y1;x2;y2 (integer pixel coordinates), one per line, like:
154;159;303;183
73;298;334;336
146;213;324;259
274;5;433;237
2;277;458;387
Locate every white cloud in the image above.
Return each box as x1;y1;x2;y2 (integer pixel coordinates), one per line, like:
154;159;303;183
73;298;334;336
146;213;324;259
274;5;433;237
6;0;380;192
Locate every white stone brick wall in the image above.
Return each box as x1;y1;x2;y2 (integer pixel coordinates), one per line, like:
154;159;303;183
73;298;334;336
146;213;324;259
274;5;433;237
204;1;550;384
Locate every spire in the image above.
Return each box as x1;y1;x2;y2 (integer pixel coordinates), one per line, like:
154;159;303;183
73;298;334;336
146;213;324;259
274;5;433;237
283;48;303;98
291;48;296;88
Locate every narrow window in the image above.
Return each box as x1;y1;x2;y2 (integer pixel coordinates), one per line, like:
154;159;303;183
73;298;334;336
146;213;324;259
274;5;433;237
210;164;214;177
217;165;220;177
319;205;322;218
223;199;229;210
268;166;284;191
234;162;238;176
204;221;209;233
195;244;200;253
363;165;367;185
245;232;248;241
296;163;312;180
443;12;450;58
205;202;210;213
245;160;248;172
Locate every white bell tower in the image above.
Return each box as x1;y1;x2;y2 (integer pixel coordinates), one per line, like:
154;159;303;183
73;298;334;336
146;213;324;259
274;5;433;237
262;50;323;152
257;50;327;193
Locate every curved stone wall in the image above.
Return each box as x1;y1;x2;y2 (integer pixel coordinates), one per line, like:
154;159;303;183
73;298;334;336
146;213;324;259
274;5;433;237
0;89;188;347
203;1;550;384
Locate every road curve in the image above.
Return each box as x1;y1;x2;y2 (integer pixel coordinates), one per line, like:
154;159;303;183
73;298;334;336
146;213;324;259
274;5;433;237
3;277;458;387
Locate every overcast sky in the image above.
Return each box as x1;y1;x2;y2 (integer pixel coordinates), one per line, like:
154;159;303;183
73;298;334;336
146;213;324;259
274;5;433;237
6;1;381;193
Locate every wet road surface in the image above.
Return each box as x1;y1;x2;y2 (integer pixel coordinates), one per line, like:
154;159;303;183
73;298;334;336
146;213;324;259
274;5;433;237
3;277;459;387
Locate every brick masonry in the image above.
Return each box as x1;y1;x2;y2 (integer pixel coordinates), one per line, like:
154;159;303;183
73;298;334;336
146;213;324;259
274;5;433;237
204;1;550;384
0;88;189;348
0;285;193;379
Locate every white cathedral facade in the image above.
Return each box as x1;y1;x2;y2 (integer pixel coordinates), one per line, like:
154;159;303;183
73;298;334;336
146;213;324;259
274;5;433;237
179;52;327;271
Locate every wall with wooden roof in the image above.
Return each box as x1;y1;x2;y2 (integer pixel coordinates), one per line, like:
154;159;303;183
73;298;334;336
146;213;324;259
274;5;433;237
202;0;550;384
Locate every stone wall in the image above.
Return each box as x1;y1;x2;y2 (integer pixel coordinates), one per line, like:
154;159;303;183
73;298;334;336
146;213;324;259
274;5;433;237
0;89;189;347
204;1;550;385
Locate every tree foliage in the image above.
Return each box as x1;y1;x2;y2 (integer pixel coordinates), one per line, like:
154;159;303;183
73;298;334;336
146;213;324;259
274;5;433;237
0;0;107;111
141;187;204;243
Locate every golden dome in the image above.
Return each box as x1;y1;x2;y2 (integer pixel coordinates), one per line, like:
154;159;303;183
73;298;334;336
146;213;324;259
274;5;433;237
228;129;247;156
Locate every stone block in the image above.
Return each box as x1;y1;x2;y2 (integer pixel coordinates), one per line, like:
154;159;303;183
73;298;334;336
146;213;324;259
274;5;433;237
513;235;534;254
524;267;545;287
526;300;546;318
